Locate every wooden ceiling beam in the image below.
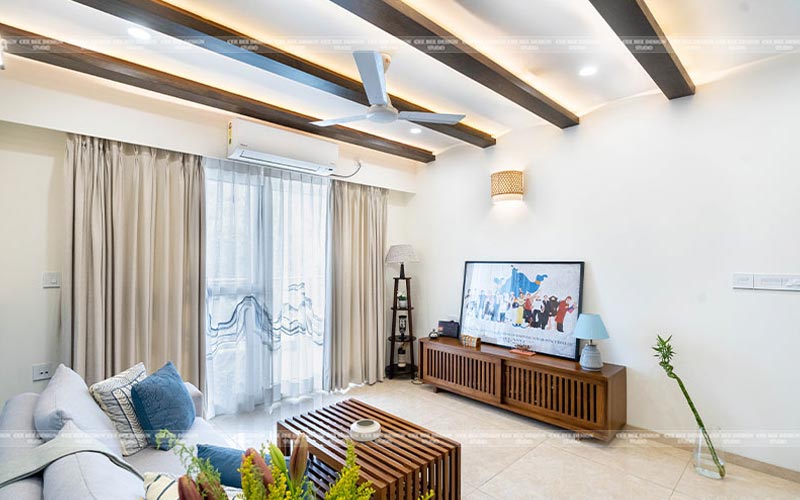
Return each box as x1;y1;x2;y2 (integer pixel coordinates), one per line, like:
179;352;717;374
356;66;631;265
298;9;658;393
588;0;695;99
329;0;579;129
71;0;496;148
0;23;435;163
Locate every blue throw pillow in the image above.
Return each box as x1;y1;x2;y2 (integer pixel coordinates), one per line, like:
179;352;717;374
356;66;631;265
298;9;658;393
197;445;294;489
130;362;195;449
197;444;246;488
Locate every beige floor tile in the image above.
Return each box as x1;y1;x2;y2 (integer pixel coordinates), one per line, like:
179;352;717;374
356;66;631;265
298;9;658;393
480;444;673;500
465;488;498;500
675;461;800;500
210;382;798;500
547;433;691;489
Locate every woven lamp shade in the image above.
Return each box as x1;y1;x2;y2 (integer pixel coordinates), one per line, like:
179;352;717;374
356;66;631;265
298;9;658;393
491;170;524;202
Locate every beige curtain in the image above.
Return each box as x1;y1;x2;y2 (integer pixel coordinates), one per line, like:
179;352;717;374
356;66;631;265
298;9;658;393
61;134;205;386
328;181;387;390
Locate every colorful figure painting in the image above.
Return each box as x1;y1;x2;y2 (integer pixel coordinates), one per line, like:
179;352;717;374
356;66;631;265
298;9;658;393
459;261;584;360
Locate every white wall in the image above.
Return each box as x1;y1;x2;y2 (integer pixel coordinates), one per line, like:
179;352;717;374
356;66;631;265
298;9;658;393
408;53;800;472
0;122;66;405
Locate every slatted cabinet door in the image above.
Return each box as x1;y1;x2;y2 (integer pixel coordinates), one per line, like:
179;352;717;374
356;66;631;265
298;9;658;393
502;361;607;430
419;338;626;441
421;341;501;404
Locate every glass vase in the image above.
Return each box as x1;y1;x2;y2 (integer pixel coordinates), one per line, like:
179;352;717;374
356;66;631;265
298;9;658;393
694;426;725;479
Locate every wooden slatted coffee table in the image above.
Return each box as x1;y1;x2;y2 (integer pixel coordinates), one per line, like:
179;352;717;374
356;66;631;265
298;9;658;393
277;398;460;500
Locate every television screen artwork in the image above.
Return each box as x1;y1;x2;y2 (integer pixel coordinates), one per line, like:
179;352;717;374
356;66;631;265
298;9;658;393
459;261;584;360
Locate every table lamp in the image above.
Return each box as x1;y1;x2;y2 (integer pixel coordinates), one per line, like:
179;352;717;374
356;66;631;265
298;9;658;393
385;244;418;278
573;313;609;371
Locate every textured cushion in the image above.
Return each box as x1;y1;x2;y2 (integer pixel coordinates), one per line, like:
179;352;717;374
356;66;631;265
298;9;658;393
197;444;245;488
33;364;122;457
131;362;195;450
89;363;148;456
143;472;178;500
42;422;144;500
0;393;43;500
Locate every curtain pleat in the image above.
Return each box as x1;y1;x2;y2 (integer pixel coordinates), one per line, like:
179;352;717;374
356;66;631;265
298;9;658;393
61;134;205;387
328;180;387;390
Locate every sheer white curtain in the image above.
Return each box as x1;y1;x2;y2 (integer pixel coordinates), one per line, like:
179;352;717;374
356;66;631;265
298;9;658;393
204;158;330;417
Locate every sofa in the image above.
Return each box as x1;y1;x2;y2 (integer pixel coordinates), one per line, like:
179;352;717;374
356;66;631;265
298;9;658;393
0;370;232;500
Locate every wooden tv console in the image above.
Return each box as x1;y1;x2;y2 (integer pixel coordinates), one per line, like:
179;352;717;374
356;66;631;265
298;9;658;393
419;337;626;441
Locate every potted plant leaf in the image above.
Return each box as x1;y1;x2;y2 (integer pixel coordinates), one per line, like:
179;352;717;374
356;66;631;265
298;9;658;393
653;335;726;479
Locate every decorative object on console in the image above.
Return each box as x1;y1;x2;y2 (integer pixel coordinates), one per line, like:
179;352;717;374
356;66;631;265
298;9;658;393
459;261;584;360
460;334;481;348
490;170;524;202
386;245;417;379
509;345;536;357
437;320;460;338
573;313;610;371
349;418;381;442
385;244;418;279
653;335;726;480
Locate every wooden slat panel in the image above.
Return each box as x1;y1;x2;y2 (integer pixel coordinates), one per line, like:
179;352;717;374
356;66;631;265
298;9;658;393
588;0;695;99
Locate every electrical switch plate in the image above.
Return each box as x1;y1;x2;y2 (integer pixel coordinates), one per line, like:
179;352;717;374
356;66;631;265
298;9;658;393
42;272;61;289
32;363;52;381
753;274;800;292
732;273;754;289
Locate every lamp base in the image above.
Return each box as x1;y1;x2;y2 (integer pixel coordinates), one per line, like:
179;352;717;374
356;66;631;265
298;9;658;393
579;343;603;371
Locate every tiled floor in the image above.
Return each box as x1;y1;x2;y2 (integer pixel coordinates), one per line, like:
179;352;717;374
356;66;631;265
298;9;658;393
210;379;800;499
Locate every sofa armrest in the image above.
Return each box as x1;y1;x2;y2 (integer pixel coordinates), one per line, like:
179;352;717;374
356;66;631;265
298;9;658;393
184;382;205;419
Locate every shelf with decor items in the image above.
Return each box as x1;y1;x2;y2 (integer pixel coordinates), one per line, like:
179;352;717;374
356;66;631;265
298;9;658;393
419;337;626;441
386;275;416;379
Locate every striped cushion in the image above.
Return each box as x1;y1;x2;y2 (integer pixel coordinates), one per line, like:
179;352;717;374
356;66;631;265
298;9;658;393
89;363;148;456
143;472;179;500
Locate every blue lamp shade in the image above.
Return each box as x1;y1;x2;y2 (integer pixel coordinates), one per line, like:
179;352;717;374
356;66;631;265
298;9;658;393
573;314;609;340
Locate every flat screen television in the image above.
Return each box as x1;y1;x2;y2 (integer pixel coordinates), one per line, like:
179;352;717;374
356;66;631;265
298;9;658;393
459;261;585;360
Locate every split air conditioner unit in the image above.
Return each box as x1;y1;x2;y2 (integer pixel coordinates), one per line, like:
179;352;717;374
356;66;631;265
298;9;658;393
226;118;338;175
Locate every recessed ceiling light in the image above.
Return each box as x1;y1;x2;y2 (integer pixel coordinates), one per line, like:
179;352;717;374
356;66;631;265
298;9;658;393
409;127;422;135
127;27;151;41
579;66;598;77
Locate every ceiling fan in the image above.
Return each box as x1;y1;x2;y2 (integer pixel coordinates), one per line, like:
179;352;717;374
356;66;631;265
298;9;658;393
311;51;466;128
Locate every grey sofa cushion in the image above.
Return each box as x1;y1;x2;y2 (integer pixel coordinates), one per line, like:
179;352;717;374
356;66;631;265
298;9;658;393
42;423;144;500
0;393;43;500
89;363;148;456
125;417;231;476
184;382;204;419
34;364;122;457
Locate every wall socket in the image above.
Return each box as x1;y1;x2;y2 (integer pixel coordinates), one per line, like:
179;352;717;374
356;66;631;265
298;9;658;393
32;363;53;381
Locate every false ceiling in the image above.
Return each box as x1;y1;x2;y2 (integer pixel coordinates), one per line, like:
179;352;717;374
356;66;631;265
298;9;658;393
0;0;797;159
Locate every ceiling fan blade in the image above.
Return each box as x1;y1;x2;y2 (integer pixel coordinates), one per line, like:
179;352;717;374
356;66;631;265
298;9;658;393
311;114;369;127
353;50;388;106
398;111;466;125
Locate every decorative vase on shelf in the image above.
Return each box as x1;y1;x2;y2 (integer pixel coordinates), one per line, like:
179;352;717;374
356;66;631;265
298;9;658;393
397;346;407;368
695;426;725;479
398;296;408;309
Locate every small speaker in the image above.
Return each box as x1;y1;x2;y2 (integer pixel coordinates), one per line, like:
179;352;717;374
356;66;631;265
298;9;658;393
437;320;460;338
